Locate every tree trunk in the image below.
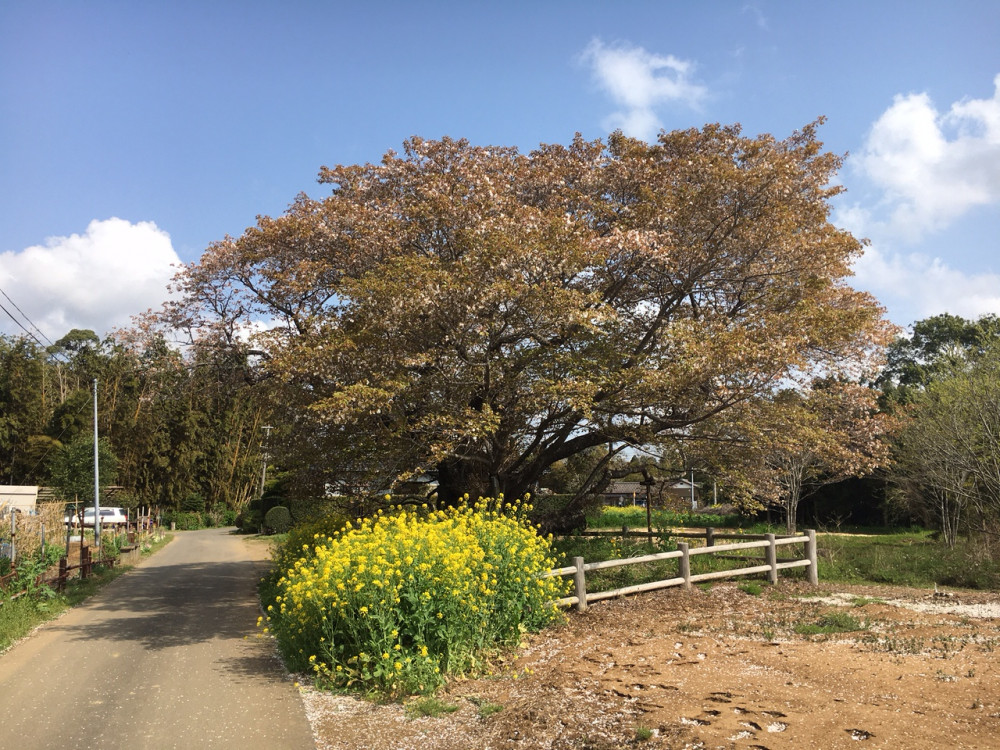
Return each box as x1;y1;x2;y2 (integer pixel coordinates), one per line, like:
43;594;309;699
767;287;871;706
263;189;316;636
435;458;490;507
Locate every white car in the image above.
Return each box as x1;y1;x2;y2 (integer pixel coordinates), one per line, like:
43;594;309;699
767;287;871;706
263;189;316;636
63;506;129;527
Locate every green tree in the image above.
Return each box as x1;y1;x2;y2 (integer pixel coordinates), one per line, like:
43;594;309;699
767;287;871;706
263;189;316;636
50;435;118;504
0;336;51;483
691;380;892;532
879;313;1000;405
892;346;1000;546
165;124;891;512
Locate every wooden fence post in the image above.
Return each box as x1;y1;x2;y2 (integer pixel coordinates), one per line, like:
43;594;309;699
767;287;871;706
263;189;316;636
765;533;778;584
679;542;691;589
573;556;588;613
706;527;715;547
805;529;819;585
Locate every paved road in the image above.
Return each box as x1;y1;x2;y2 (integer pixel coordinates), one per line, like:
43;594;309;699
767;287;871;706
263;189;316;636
0;528;315;750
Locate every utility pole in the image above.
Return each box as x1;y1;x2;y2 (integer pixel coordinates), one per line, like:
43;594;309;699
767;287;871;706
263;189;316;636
259;425;273;499
690;468;696;511
93;379;101;552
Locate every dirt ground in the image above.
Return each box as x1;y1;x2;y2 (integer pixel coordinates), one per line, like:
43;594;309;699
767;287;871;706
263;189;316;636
299;582;1000;750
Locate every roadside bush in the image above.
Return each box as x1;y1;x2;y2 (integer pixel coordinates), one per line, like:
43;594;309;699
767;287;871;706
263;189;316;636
202;504;238;528
264;506;293;535
163;511;203;530
236;509;262;534
269;513;351;580
286;497;335;524
0;543;62;609
263;496;567;695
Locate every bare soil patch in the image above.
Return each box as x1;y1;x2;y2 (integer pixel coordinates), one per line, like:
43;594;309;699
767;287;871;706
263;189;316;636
300;582;1000;749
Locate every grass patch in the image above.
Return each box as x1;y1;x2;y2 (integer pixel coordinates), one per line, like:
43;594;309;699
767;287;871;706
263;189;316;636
850;596;884;607
739;582;764;596
635;725;654;741
405;696;459;718
793;611;866;636
467;695;504;718
817;531;1000;590
586;505;747;530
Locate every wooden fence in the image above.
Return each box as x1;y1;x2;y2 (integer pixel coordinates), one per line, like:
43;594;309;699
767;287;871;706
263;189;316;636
0;527;160;605
546;529;819;612
578;525;787;546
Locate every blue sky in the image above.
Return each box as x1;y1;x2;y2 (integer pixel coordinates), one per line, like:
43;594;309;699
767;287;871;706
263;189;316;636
1;0;999;341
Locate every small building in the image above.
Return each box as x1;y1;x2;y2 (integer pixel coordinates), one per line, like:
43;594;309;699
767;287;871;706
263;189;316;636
604;481;645;505
603;478;700;509
0;485;39;514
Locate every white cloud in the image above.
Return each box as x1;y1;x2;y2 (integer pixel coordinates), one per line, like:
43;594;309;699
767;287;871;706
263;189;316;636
858;74;1000;241
0;218;180;341
852;241;1000;325
741;3;769;31
580;39;707;142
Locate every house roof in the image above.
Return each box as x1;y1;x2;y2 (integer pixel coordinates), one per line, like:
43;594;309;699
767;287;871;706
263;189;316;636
604;478;700;496
605;481;644;495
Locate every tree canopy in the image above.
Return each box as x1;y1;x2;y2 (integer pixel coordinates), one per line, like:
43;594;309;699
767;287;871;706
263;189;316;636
695;380;892;532
885;315;1000;545
0;328;266;513
879;313;1000;404
168;123;892;507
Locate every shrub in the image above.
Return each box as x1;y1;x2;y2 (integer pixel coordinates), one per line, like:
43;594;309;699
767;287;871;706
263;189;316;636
203;504;238;528
269;513;351;581
286;497;334;524
264;506;293;535
263;496;567;695
163;511;203;530
236;509;262;534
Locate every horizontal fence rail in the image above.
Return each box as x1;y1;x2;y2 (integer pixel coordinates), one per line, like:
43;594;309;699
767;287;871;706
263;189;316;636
0;527;162;606
576;525;802;546
546;529;818;612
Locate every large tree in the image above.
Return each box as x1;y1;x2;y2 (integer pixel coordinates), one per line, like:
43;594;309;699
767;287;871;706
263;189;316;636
0;336;51;483
892;345;1000;546
168;123;891;508
714;382;891;532
878;313;1000;405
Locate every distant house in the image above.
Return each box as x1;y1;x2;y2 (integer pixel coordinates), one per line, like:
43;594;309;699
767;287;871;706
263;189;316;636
603;478;700;509
604;481;645;505
0;486;39;514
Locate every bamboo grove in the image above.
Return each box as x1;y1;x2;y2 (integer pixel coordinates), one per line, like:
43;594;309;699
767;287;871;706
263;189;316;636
0;327;267;513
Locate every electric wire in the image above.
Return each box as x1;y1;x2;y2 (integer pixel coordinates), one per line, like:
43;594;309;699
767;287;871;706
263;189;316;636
0;300;47;349
0;287;74;366
0;286;56;348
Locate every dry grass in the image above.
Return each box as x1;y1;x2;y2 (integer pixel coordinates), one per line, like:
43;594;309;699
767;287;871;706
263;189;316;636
0;503;64;562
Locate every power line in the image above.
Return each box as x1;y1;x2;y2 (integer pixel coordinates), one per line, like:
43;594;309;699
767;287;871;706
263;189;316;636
0;299;48;350
0;286;56;348
0;286;73;364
